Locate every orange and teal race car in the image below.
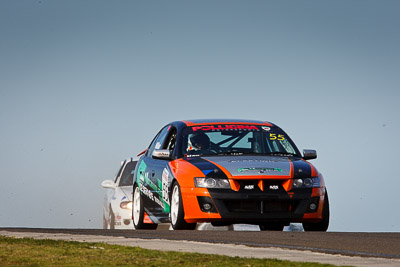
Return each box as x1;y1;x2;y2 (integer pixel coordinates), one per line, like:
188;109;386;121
132;119;329;231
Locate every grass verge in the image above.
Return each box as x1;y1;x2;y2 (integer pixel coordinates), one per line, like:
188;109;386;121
0;235;340;266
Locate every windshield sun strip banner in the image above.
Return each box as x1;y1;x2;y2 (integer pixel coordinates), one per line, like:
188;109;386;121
192;125;259;132
189;124;275;132
182;121;273;127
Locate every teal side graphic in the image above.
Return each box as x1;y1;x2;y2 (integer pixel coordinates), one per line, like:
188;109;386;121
137;161;147;188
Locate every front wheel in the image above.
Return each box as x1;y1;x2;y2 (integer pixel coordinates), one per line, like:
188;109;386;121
133;184;157;230
170;182;196;230
103;206;115;230
103;214;108;229
109;207;115;230
303;190;330;232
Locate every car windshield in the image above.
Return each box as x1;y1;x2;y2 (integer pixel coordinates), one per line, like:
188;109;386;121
119;161;137;186
181;124;300;157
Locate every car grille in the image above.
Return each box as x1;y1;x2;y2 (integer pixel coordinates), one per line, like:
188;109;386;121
223;199;299;213
217;179;301;214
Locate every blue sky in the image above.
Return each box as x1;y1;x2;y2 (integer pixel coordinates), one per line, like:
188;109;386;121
1;0;399;231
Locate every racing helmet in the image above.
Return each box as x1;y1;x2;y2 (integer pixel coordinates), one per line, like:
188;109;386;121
189;133;210;150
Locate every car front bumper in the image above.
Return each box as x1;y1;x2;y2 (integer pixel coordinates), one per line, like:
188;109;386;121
181;184;325;224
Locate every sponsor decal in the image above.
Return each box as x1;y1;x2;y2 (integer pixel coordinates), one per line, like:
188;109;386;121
137;161;171;212
229;159;277;163
262;126;271;131
237;167;283;173
269;185;279;190
162;168;170;205
192;125;259;132
269;133;285;140
153;150;169;157
140;185;154;200
186;153;200;157
244;185;255;190
139;184;165;210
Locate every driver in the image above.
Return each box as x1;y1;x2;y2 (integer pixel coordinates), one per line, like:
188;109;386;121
188;133;210;151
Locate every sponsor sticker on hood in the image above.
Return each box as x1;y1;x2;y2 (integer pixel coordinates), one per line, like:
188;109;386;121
237;167;283;173
203;156;291;177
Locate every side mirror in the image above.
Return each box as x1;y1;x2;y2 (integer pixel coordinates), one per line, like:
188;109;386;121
152;149;172;160
101;180;116;189
302;149;317;160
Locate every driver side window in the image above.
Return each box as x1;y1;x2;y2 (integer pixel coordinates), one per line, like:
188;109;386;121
163;127;177;152
147;126;170;156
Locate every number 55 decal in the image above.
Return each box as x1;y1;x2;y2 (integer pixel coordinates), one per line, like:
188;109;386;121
270;133;285;141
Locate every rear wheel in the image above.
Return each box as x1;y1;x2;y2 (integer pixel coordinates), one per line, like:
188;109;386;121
170;182;196;230
303;190;330;232
133;184;157;230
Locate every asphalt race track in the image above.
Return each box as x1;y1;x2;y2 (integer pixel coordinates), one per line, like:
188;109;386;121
1;227;399;260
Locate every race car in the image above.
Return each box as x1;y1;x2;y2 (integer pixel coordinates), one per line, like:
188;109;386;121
133;119;329;231
101;158;138;229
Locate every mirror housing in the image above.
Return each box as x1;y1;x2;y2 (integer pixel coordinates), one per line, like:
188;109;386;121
101;179;116;189
302;149;317;160
152;149;172;160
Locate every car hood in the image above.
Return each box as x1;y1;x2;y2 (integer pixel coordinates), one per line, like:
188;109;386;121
119;186;133;201
201;155;292;177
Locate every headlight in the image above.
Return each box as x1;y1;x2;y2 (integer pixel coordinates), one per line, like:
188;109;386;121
292;177;320;188
194;177;231;189
120;201;133;210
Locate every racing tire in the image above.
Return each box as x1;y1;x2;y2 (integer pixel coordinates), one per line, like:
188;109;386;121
109;206;115;230
170;181;196;230
133;184;158;230
259;223;285;231
303;190;330;232
103;214;107;229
